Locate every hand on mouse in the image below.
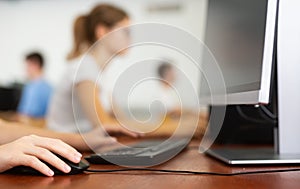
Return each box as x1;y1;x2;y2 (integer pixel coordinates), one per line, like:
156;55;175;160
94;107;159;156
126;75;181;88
0;135;82;176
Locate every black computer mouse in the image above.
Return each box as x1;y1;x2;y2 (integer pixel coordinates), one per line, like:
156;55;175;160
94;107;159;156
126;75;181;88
4;153;90;176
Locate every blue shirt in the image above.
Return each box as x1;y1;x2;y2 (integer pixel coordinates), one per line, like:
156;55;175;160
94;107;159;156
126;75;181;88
18;79;52;118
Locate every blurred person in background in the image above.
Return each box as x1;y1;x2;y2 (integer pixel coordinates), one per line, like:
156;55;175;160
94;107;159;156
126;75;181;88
156;61;181;118
17;52;52;121
47;4;140;137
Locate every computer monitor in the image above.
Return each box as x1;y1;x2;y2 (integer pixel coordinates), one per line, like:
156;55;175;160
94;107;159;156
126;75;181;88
201;0;300;164
200;0;277;105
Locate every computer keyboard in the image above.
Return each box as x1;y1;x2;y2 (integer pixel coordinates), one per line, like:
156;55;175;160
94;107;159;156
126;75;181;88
85;139;189;166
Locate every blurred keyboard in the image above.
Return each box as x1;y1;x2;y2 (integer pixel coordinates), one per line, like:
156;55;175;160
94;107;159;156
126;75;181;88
85;139;189;166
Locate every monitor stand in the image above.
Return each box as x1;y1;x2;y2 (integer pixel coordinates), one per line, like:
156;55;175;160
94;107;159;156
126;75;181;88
206;147;300;165
205;107;300;165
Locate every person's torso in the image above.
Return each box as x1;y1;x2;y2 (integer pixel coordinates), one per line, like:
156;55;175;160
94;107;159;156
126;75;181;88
47;55;101;133
18;78;52;117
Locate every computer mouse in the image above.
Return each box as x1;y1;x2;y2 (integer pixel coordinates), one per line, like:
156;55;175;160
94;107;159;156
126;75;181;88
4;153;90;175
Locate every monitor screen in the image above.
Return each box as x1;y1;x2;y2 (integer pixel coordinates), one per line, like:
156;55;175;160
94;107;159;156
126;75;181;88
200;0;277;105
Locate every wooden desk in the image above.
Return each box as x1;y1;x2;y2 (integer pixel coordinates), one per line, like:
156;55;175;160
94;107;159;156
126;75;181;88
1;139;300;189
0;111;46;128
0;111;209;135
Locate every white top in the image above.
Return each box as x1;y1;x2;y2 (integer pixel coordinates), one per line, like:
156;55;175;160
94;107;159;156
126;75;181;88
47;55;100;133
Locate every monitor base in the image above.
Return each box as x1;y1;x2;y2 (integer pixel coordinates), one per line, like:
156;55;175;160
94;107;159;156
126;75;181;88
206;147;300;164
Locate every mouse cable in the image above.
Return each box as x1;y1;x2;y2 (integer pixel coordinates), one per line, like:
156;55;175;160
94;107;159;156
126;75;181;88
85;167;300;176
